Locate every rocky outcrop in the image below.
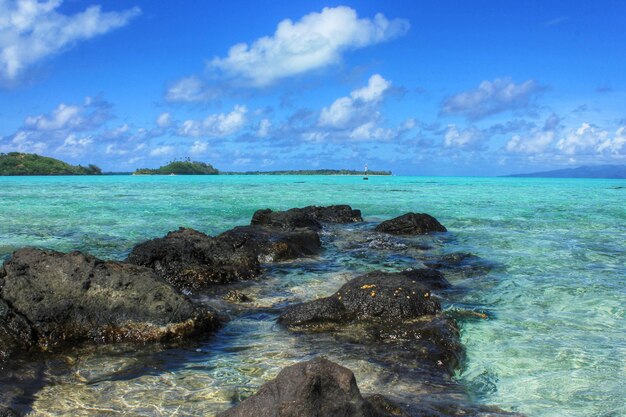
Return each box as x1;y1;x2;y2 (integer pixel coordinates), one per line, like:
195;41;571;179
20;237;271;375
279;269;449;326
218;225;321;263
375;213;447;235
279;269;462;372
0;248;217;357
127;227;261;292
217;357;408;417
251;205;363;230
127;205;361;292
0;298;34;362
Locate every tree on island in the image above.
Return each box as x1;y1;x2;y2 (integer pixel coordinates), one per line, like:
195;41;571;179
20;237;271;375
134;160;219;175
0;152;102;176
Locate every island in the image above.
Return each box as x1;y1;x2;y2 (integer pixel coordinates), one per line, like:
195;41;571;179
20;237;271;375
0;152;102;176
134;161;219;175
506;165;626;179
224;169;392;175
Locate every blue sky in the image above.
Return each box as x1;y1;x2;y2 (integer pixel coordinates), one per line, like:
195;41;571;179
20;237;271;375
0;0;625;175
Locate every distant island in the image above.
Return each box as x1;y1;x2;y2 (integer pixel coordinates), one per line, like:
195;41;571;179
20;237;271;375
134;160;390;176
506;165;626;179
134;161;219;175
0;152;102;176
224;169;391;176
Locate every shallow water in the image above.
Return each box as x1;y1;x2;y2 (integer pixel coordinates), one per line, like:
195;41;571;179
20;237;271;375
1;175;625;416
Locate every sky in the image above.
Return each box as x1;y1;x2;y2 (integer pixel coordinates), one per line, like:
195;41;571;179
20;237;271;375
0;0;625;175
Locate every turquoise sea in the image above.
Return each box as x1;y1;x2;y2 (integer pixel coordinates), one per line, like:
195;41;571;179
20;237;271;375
0;175;625;416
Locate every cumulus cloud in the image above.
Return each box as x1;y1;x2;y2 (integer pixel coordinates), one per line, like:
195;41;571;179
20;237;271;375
150;145;175;157
210;6;409;87
156;112;172;128
164;76;219;103
23;96;112;132
56;133;92;156
556;123;609;155
319;73;390;128
257;118;271;137
443;125;485;149
189;140;208;155
0;0;140;82
505;114;559;154
0;130;46;153
178;105;247;137
441;77;545;120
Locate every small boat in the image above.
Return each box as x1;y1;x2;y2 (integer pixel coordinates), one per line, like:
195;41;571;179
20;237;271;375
363;164;368;180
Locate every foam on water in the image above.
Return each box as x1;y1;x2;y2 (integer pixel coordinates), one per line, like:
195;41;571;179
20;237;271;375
1;175;625;416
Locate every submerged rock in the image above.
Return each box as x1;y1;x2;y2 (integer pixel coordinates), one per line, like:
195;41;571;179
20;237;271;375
0;248;217;356
223;289;252;303
217;357;408;417
375;213;447;235
0;407;21;417
127;227;261;292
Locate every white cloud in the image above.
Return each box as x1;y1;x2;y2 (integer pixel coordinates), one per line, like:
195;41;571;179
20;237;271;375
443;125;485;149
56;133;92;156
506;131;555;154
319;73;390;128
598;126;626;154
556;123;609;155
0;0;140;81
189;140;208;155
349;121;393;141
150;145;175;157
505;114;558;154
0;130;46;153
210;6;408;87
156;112;172;128
442;78;544;120
178;105;247;137
257;118;271;137
23;96;111;132
165;76;217;103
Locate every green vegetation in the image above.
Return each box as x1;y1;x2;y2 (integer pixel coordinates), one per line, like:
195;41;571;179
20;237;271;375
134;160;219;175
224;169;392;175
0;152;102;176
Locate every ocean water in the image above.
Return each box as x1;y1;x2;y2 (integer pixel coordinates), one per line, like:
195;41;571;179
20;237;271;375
0;175;624;416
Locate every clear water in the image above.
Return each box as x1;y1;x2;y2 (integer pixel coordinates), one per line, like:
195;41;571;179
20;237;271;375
0;175;624;416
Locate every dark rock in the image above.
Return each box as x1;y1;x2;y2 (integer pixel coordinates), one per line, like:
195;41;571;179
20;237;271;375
223;290;252;303
251;205;362;231
300;205;363;223
218;226;321;263
0;407;21;417
279;269;448;327
0;299;35;362
0;248;218;354
251;208;322;231
375;213;447;235
217;357;407;417
424;252;494;276
127;227;261;293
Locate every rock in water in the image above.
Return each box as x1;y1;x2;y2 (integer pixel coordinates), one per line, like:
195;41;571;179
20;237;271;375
279;269;463;372
300;205;363;223
218;225;321;263
251;205;363;230
375;213;447;235
279;269;448;326
251;208;323;231
127;227;261;292
0;248;217;355
217;357;408;417
0;298;35;362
